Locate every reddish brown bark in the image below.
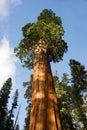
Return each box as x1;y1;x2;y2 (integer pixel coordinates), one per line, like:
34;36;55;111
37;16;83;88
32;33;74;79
29;41;62;130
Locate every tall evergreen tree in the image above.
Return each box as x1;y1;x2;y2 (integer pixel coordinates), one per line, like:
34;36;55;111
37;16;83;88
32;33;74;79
69;59;87;129
0;78;12;130
14;9;68;130
6;89;19;130
53;73;75;130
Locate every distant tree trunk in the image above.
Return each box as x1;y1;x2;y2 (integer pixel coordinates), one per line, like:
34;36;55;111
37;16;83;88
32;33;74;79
29;40;62;130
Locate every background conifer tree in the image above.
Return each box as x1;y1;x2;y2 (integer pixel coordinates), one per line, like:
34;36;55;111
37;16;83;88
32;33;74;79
53;73;75;130
69;59;87;129
6;89;19;130
0;78;12;130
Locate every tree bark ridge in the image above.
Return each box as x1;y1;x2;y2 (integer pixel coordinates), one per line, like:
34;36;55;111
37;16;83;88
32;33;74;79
29;42;62;130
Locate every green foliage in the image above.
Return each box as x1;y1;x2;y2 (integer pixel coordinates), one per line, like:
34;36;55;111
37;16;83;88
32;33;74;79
69;59;87;129
69;59;87;91
0;78;12;130
38;9;62;25
53;73;75;130
0;79;20;130
14;9;68;69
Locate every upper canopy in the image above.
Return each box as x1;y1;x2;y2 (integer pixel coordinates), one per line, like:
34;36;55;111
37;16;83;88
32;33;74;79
14;9;68;69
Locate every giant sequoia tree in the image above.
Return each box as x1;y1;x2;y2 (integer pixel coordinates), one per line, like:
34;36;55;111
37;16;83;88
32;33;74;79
14;9;68;130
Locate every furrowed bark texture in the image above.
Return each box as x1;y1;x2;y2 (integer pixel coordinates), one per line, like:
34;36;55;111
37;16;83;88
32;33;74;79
29;42;62;130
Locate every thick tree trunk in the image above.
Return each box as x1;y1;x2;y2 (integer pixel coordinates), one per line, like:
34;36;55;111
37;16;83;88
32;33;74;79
29;41;62;130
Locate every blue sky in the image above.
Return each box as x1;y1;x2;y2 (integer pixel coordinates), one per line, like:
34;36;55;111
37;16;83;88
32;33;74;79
0;0;87;129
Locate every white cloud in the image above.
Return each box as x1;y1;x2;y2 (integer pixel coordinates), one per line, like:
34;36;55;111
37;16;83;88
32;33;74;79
0;36;16;88
0;0;22;20
0;0;9;18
